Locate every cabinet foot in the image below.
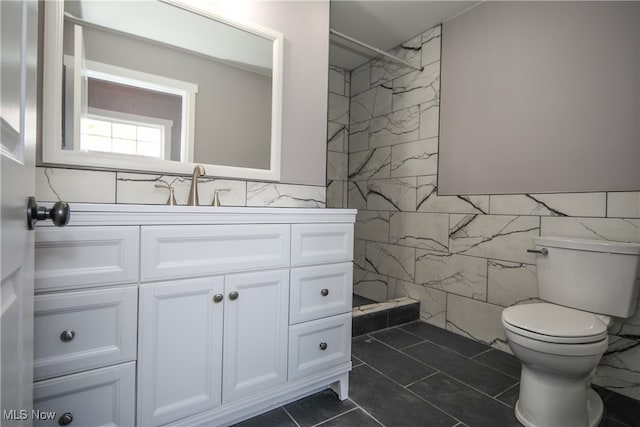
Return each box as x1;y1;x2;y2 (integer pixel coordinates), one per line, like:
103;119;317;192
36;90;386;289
330;373;349;400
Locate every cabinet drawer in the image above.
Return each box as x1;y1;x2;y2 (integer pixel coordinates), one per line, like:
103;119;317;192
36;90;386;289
141;224;290;282
291;223;353;266
290;263;353;324
33;362;135;427
35;226;139;292
34;286;138;381
288;313;351;381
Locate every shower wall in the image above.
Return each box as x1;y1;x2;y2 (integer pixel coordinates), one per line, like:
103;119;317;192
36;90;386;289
325;24;640;401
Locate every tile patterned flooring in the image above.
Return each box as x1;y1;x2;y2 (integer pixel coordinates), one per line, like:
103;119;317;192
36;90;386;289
233;321;640;427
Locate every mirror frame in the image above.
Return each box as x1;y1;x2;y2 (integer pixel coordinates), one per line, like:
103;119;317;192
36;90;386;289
42;0;284;181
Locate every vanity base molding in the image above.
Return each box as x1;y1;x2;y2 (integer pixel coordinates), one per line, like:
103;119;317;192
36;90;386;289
173;368;350;427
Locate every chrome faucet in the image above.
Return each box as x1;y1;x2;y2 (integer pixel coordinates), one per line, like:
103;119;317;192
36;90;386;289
187;164;206;206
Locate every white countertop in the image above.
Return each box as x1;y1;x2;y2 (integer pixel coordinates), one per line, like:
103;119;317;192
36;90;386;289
38;203;357;226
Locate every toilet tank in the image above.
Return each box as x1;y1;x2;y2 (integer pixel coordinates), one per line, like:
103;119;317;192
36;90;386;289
533;236;640;318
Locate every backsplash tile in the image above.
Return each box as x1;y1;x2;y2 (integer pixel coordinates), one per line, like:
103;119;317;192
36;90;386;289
246;182;325;208
38;167;327;209
116;172;247;206
36;167;116;203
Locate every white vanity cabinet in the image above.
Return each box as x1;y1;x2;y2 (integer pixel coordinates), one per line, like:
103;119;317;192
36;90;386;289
33;204;356;427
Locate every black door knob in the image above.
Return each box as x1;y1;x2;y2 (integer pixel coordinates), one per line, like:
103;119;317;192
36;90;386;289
27;196;70;230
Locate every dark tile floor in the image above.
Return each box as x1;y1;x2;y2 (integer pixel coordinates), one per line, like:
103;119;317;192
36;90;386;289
233;321;640;427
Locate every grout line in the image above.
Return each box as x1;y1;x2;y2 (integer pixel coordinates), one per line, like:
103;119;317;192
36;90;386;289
281;406;301;427
368;329;521;404
308;407;359;427
469;347;494;360
494;382;520;401
353;362;463;426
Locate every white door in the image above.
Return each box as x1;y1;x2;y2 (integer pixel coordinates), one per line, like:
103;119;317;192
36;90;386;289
223;269;289;403
1;0;38;422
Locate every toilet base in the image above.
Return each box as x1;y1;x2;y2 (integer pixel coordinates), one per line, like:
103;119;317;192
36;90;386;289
514;388;603;427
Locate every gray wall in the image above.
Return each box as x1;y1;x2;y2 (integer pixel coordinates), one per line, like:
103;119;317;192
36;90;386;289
439;1;640;195
237;1;330;185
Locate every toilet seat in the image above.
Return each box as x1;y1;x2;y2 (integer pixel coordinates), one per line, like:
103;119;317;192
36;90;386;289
502;303;608;344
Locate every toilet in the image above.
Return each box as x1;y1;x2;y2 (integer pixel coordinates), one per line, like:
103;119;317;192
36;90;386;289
501;236;640;427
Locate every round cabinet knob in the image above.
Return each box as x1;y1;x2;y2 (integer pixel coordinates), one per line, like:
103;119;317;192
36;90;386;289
319;342;328;351
229;291;239;301
58;412;73;426
320;288;329;296
60;329;75;342
213;294;224;303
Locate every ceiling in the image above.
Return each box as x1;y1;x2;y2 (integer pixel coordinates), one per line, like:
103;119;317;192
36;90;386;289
329;1;481;71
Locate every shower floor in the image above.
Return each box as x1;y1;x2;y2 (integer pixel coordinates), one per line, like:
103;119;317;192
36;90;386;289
352;297;420;336
352;294;377;307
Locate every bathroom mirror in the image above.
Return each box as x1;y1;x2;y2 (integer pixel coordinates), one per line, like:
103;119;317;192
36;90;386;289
42;0;283;181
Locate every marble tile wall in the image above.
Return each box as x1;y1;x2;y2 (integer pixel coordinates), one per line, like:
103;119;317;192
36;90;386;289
36;167;326;208
326;24;640;400
327;66;350;208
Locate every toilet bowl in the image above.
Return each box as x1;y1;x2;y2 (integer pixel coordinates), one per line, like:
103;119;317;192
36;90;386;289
502;303;609;427
501;236;640;427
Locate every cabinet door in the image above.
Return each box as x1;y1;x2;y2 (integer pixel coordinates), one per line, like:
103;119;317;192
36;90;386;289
223;269;289;403
137;277;224;427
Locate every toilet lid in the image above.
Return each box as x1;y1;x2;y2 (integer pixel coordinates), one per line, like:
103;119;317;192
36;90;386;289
502;303;608;344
